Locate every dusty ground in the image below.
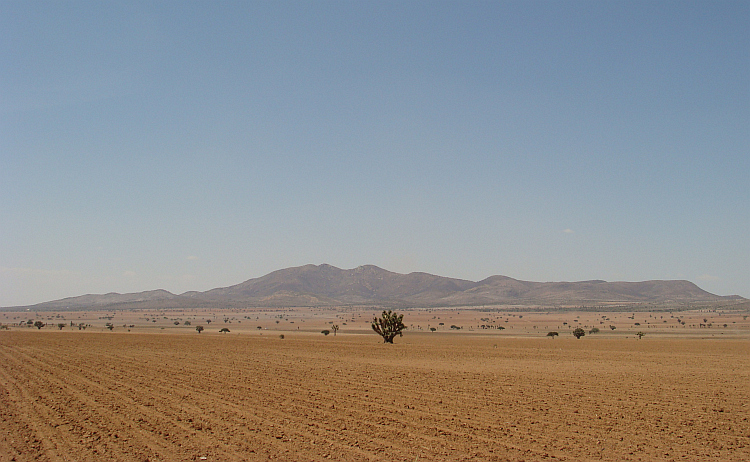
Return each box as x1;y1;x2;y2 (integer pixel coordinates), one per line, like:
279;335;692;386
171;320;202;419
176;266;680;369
2;305;747;338
1;316;748;461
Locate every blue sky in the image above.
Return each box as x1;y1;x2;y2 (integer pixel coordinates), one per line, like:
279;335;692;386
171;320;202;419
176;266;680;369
1;1;748;306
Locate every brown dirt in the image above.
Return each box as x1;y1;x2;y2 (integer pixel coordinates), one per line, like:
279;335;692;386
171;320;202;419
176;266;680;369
1;326;748;462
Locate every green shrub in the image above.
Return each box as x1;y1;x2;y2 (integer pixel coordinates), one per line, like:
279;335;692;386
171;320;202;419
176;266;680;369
371;310;406;344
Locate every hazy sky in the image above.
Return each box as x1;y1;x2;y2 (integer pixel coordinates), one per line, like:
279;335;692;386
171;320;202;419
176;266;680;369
2;1;748;306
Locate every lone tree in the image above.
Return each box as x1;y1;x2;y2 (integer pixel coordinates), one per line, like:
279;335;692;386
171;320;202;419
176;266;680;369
371;310;405;344
331;324;339;336
195;325;204;334
33;321;45;330
573;327;586;339
636;331;645;339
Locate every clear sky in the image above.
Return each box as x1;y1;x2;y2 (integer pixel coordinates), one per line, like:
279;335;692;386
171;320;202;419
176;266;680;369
1;1;748;306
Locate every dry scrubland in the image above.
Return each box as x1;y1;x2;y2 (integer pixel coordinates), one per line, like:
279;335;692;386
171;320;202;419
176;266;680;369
1;310;749;462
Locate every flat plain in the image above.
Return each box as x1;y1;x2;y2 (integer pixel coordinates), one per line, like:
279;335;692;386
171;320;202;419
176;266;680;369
1;308;748;461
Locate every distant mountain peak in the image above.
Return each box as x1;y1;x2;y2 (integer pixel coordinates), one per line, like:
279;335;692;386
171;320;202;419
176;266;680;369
11;264;744;311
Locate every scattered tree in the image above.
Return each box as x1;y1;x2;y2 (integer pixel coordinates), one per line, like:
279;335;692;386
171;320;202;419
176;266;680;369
33;321;45;330
196;325;204;334
430;327;436;332
547;331;559;338
371;310;406;344
57;323;65;330
332;324;339;336
573;328;586;339
184;320;191;326
636;331;645;339
106;323;114;331
174;321;180;326
610;325;616;330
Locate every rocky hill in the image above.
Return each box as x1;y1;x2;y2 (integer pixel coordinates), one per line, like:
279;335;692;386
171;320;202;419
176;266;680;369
11;264;745;311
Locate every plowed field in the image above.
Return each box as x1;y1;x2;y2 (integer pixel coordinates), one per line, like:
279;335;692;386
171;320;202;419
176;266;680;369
1;331;748;461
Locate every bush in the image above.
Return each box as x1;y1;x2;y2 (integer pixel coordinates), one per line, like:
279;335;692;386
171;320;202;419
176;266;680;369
219;328;230;333
371;310;405;344
589;327;600;334
547;331;559;338
573;328;585;339
321;330;330;336
195;325;204;333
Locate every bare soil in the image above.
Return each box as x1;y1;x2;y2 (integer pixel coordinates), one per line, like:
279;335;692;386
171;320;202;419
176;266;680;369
1;318;748;461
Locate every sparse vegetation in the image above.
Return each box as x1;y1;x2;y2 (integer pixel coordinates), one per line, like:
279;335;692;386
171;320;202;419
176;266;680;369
371;310;406;344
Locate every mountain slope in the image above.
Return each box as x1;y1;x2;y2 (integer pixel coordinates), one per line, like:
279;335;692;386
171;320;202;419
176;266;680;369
8;264;744;310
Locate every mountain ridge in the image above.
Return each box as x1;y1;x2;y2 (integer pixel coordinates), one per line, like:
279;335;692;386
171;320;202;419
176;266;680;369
7;264;745;311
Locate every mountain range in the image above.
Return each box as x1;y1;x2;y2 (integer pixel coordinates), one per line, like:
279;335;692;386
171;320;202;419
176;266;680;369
10;264;745;311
